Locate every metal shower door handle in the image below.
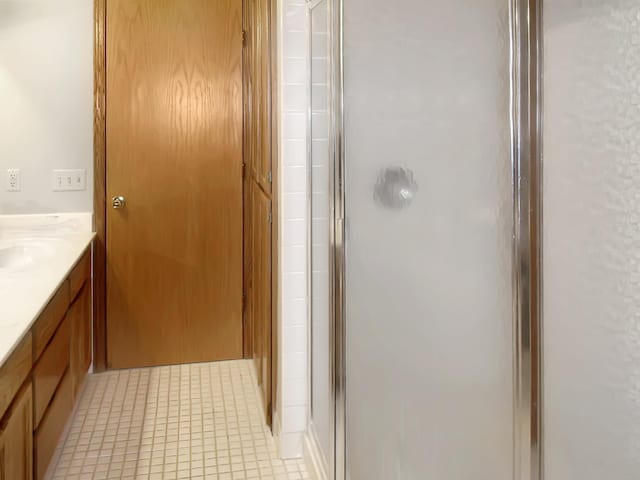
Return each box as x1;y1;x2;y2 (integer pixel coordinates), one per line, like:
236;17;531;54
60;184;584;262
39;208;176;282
373;166;418;210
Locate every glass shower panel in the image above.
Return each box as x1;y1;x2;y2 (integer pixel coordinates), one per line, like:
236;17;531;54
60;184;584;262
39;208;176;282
342;1;514;478
543;2;640;478
309;0;333;470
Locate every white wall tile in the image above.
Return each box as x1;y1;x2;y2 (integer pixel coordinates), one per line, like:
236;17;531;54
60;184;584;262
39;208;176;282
283;113;307;139
283;272;306;300
284;58;307;84
284;166;307;194
279;432;304;459
283;31;307;58
283;298;307;327
283;4;307;33
283;84;308;112
284;140;307;166
282;406;307;433
283;378;307;407
283;219;306;246
283;325;307;354
278;0;310;460
283;244;307;273
284;193;307;219
283;352;307;380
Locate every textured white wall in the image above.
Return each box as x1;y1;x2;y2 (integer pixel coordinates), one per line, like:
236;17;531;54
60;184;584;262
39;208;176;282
0;0;94;215
277;0;309;459
543;2;640;478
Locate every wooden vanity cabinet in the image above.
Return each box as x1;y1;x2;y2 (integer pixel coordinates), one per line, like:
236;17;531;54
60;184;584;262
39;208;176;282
0;384;34;480
69;281;92;400
0;245;92;480
33;247;91;480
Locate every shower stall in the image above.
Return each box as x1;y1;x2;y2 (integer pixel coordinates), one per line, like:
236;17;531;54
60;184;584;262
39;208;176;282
306;0;640;479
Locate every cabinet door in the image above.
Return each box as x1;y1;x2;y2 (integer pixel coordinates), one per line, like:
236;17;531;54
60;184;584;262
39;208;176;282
70;283;92;400
246;0;273;194
0;384;33;480
256;0;273;194
80;284;91;376
250;183;262;382
252;185;272;419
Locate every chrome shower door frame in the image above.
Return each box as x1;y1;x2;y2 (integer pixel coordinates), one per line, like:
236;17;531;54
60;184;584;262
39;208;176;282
330;1;543;480
306;0;338;476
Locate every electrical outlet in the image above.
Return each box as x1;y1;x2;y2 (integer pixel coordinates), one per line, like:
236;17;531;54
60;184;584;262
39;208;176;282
53;169;86;191
5;169;21;192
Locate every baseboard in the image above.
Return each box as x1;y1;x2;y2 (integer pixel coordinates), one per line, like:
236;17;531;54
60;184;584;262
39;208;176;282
273;408;281;437
304;422;330;480
279;431;304;458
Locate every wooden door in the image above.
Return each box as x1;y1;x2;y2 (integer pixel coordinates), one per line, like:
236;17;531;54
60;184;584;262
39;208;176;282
0;384;33;480
106;0;243;368
243;0;275;423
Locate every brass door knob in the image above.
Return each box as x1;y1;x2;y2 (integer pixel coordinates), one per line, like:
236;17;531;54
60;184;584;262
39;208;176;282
112;196;126;209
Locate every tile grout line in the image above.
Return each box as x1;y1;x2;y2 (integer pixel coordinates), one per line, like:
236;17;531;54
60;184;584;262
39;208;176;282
94;371;121;477
49;376;95;477
130;368;152;479
144;366;161;478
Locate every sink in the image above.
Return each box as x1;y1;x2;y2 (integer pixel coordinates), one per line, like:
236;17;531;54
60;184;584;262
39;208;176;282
0;239;61;272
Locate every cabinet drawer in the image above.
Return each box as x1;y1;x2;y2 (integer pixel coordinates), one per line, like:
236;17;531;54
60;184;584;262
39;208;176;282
0;333;32;421
33;317;71;428
0;383;33;480
33;284;70;361
68;249;91;303
35;371;72;480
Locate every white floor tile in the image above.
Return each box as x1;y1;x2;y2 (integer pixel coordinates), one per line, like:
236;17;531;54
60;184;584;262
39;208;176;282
49;360;309;480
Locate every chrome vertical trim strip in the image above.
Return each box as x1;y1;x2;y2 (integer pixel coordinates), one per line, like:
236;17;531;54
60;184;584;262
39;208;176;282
533;1;544;478
332;0;346;477
511;0;542;479
306;0;314;431
307;0;338;476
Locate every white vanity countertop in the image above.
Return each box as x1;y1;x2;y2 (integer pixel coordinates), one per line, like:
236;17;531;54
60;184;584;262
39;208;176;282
0;213;94;367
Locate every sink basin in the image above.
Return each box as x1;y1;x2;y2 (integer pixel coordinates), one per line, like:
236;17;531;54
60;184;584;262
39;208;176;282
0;239;61;272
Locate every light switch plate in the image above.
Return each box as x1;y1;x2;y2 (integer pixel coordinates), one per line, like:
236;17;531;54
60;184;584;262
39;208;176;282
5;169;21;192
53;169;86;191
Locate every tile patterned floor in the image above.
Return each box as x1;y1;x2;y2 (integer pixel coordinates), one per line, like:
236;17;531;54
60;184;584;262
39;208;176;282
49;360;309;480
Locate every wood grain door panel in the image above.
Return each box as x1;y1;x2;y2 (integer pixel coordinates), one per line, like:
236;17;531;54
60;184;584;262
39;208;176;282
244;0;275;424
250;183;262;383
247;0;272;194
106;0;243;368
0;384;33;480
256;186;272;417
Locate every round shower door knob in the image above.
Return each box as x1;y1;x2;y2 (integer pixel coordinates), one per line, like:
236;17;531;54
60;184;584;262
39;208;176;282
373;166;418;210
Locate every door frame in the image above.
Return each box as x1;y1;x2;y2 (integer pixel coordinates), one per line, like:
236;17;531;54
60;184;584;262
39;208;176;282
92;0;279;425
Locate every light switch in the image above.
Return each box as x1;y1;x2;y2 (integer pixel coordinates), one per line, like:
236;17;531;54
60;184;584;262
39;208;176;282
53;169;86;191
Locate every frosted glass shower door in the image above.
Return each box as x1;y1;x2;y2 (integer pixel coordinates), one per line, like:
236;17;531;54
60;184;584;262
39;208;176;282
342;1;514;478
